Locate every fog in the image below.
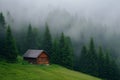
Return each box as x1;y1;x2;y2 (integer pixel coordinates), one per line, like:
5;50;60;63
1;0;120;27
0;0;120;60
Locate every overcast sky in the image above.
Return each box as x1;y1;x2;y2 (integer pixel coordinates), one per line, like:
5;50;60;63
0;0;120;40
0;0;120;35
0;0;120;23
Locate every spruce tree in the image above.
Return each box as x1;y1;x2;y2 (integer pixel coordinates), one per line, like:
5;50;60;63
98;46;105;78
103;52;120;80
59;33;74;69
78;38;120;79
0;12;6;59
51;38;59;64
42;23;52;56
64;37;74;69
26;24;34;49
104;51;111;79
79;45;88;73
87;38;98;76
110;60;120;80
5;26;18;62
59;32;65;65
32;28;39;49
0;12;5;28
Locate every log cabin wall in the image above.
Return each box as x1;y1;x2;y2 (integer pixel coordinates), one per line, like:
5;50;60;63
24;57;37;64
37;52;49;64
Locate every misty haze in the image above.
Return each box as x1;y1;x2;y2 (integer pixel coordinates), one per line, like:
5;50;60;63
0;0;120;80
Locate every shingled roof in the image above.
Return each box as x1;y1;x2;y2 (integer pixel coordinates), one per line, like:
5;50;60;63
23;49;46;58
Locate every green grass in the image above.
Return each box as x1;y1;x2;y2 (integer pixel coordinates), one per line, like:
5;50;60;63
0;62;101;80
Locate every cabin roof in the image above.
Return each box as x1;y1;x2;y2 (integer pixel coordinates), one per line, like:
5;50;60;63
23;49;48;58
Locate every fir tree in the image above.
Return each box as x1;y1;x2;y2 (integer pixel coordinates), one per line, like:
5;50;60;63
64;37;74;69
98;46;105;78
104;51;111;79
26;24;34;49
5;26;18;62
59;32;65;65
103;52;120;80
51;38;59;64
0;12;5;28
87;38;98;76
32;28;40;49
79;45;88;73
59;33;74;69
0;12;6;59
79;39;120;79
110;60;120;80
42;23;52;56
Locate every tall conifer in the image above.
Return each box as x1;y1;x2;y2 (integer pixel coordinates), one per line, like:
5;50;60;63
5;26;18;62
51;38;59;64
26;24;34;49
87;38;98;76
42;23;52;56
79;45;88;73
0;12;6;59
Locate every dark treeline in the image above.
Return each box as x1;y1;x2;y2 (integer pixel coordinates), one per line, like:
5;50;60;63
0;12;18;63
0;12;120;80
77;38;120;80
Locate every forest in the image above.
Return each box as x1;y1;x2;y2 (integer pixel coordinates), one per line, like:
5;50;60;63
0;12;120;80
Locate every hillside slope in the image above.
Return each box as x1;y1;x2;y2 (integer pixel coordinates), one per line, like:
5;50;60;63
0;62;101;80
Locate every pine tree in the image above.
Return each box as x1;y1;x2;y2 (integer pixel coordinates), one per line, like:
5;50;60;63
104;51;111;79
59;32;65;65
0;12;5;28
103;52;120;80
42;23;52;56
64;37;74;69
5;26;18;62
51;38;59;64
79;45;88;73
78;38;120;79
98;46;105;78
32;28;39;49
26;24;34;49
59;33;74;69
110;60;120;80
0;12;6;59
87;38;98;76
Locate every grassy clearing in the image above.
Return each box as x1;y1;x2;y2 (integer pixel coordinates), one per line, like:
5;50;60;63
0;62;101;80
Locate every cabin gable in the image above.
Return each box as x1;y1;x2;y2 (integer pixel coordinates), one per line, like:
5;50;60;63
23;50;49;65
37;52;49;64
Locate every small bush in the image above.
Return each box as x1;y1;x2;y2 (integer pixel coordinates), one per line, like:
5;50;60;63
17;56;29;65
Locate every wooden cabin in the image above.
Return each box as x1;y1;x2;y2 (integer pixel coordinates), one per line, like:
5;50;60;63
23;49;49;64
